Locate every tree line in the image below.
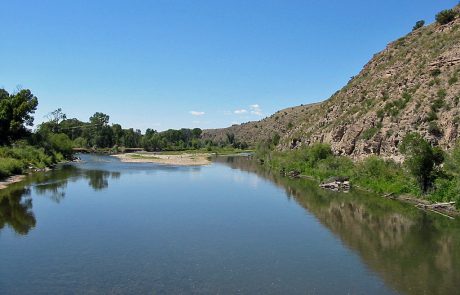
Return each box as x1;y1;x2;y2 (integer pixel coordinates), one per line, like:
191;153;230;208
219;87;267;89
1;88;247;155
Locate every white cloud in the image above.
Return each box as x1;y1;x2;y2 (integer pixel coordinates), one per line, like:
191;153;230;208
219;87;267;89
234;109;248;114
249;104;262;116
189;111;205;116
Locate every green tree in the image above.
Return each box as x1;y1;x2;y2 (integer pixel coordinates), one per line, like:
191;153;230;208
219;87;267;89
0;89;38;144
399;133;443;192
226;133;235;145
45;108;67;133
412;20;425;31
436;9;457;25
192;128;202;138
111;124;124;146
48;133;73;158
272;133;281;146
88;112;112;148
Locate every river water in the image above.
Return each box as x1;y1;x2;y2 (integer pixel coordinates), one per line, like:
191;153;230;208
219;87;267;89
1;154;459;294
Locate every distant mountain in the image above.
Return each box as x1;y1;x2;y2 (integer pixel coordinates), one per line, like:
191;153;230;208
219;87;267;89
203;5;460;160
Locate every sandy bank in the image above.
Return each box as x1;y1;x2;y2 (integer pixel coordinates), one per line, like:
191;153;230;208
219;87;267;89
112;152;212;166
0;175;26;190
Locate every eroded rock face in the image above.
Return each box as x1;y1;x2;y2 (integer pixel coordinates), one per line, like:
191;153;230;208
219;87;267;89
203;9;460;160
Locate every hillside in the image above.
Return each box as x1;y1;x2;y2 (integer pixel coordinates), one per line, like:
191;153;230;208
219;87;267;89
203;6;460;161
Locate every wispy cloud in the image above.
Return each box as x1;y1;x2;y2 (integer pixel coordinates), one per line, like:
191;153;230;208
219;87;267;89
249;104;262;115
189;111;205;116
234;109;247;114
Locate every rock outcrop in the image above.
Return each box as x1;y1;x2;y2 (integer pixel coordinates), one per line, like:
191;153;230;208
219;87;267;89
203;6;460;161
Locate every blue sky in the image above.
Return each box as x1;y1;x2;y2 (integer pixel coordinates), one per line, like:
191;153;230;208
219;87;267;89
1;0;458;131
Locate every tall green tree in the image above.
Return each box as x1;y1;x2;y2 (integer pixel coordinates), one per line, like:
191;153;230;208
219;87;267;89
88;112;112;148
0;89;38;144
399;133;443;192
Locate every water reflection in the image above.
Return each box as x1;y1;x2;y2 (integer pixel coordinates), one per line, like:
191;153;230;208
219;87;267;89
1;155;459;295
215;156;460;295
0;164;120;234
0;186;35;235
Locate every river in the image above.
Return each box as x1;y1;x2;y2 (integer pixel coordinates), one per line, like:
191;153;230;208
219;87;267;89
1;154;459;294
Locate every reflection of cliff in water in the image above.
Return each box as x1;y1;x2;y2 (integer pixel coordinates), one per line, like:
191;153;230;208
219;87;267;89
0;164;120;234
216;156;460;295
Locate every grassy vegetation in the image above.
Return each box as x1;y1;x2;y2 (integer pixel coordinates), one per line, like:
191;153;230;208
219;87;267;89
257;143;420;196
257;139;460;209
0;144;65;179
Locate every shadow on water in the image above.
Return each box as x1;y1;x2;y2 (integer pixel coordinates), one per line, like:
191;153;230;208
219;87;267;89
215;155;460;295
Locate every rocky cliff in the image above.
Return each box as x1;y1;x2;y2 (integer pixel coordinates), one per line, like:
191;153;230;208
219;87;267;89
203;7;460;161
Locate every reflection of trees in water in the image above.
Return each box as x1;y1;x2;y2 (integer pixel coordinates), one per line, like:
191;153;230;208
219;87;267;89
216;156;460;295
84;170;120;191
0;165;121;235
0;186;35;235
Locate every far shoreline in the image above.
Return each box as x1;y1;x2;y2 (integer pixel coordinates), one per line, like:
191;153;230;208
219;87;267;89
112;152;212;166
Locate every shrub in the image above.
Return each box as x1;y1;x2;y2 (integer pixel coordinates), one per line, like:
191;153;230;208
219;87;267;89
428;122;443;137
0;145;53;169
399;133;443;192
304;143;333;167
412;20;425;31
313;156;354;181
449;75;458;85
272;133;281;146
436;9;457;25
430;69;441;77
430;177;460;208
360;127;379;140
48;133;73;158
354;157;418;194
427;111;438;122
73;137;88;148
0;157;24;179
431;98;445;111
437;89;447;100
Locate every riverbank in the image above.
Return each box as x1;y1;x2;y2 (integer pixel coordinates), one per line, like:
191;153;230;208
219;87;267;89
0;175;26;190
113;152;212;166
256;142;460;217
0;144;70;190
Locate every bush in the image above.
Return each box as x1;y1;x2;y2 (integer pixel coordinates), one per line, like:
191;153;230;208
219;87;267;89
449;75;458;85
73;137;88;148
399;133;443;192
360;127;379;140
436;9;457;25
430;177;460;208
431;98;445;112
412;20;425;31
0;145;53;169
308;156;353;181
303;143;333;167
354;156;418;194
48;133;73;158
428;122;443;137
437;89;447;100
430;69;441;77
0;157;24;179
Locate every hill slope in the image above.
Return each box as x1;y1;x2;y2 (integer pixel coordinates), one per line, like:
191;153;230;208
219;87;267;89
203;7;460;160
